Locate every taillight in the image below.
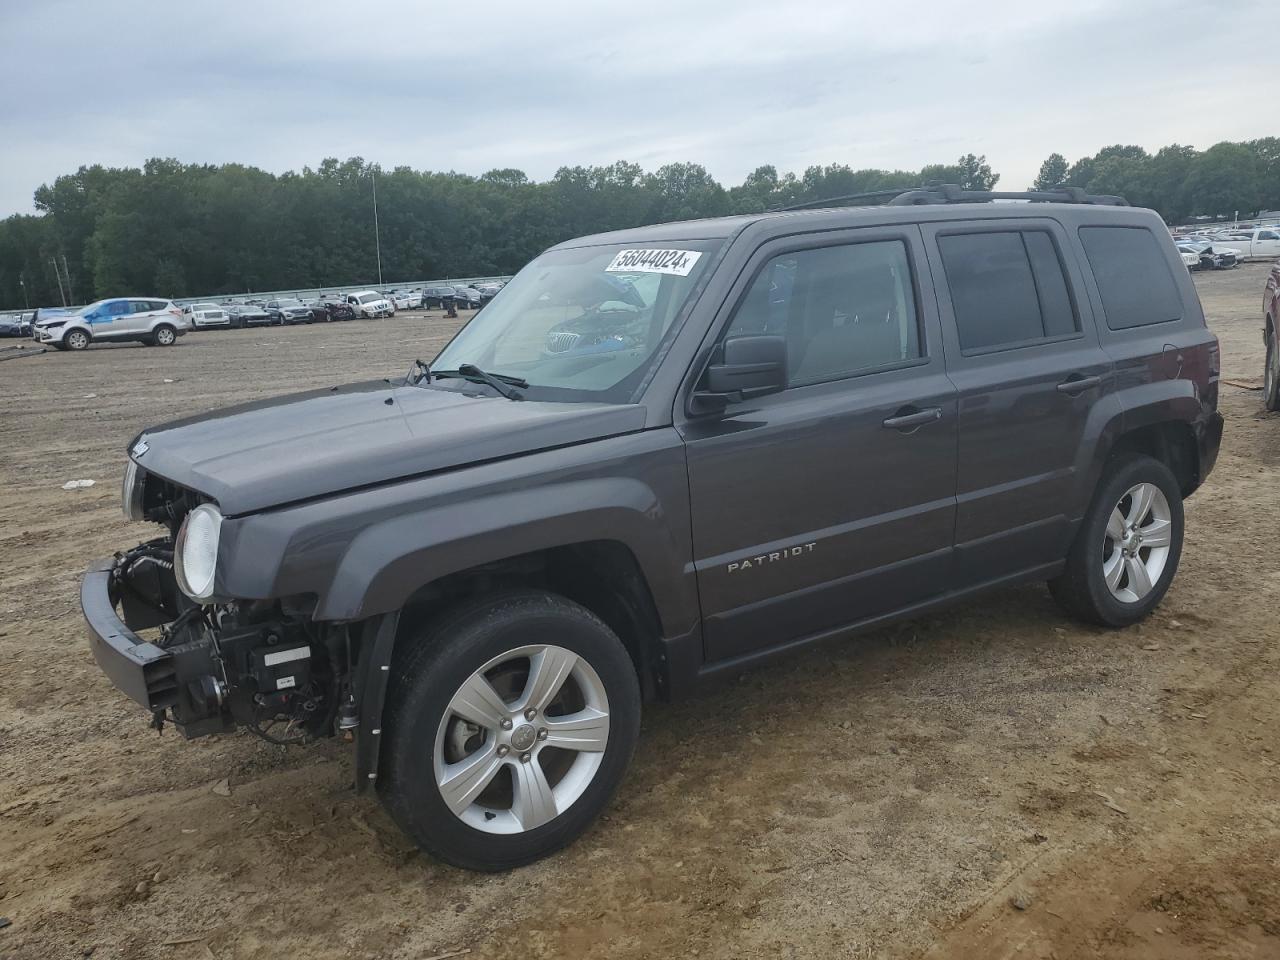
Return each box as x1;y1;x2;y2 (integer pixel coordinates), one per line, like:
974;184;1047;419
169;308;182;317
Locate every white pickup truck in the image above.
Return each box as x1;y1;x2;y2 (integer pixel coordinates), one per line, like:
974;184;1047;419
1211;228;1280;261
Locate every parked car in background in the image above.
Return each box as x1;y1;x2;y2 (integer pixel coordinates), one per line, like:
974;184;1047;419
475;283;502;305
1178;249;1201;270
224;303;274;327
388;291;421;311
33;297;186;350
1265;261;1280;411
452;285;483;309
1177;241;1239;270
265;298;314;325
183;302;231;329
318;298;357;321
0;312;32;337
301;300;334;323
346;290;394;318
1208;228;1280;261
422;286;457;309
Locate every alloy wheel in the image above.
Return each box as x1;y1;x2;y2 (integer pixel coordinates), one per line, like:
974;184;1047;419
1102;482;1173;603
433;644;609;835
156;327;176;345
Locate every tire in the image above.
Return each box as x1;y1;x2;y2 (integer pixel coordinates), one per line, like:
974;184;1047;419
1265;320;1280;412
379;591;641;872
64;328;90;351
1049;453;1184;627
152;324;177;347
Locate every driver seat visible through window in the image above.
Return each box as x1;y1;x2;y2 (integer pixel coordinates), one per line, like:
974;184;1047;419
728;240;920;386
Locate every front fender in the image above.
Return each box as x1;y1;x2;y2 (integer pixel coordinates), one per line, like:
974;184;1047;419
323;476;683;622
218;430;699;636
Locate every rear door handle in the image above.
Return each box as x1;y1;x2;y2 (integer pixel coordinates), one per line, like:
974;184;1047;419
882;407;942;431
1056;375;1102;395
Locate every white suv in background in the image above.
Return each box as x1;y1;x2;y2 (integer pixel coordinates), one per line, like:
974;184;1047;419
346;290;394;318
32;297;188;351
182;302;231;329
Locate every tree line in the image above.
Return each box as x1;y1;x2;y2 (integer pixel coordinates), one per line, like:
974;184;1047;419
0;137;1274;311
1031;138;1279;224
0;154;998;310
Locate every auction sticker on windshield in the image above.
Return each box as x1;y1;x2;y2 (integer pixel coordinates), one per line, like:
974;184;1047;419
605;249;703;276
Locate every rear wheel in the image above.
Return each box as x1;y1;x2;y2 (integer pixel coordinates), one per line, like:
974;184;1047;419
379;591;640;871
1265;321;1280;412
1049;454;1183;627
64;328;90;351
152;324;177;346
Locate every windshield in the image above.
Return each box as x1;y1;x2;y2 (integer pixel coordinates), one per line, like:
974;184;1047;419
358;293;380;304
431;239;722;403
278;299;303;308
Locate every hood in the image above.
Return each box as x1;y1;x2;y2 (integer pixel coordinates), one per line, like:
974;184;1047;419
131;380;648;516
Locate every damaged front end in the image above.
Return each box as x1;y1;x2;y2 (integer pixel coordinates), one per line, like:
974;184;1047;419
83;462;354;745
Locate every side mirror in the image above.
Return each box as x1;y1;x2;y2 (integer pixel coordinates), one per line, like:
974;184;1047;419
696;335;787;410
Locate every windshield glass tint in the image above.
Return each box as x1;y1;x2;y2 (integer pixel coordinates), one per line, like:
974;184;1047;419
431;240;722;403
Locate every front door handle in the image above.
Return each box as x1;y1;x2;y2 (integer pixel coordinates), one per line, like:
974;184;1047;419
882;406;942;431
1056;374;1102;396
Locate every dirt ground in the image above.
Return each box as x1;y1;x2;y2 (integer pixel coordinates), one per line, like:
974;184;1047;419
1;265;1278;960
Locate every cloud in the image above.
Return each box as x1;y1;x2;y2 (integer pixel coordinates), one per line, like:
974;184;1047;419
0;0;1270;215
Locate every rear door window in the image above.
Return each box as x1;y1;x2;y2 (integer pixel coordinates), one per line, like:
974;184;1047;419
1078;226;1183;329
937;231;1079;352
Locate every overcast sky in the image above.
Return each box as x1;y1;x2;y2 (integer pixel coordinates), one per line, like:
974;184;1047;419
0;0;1270;217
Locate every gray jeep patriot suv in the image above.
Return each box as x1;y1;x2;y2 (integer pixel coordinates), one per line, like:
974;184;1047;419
84;185;1223;871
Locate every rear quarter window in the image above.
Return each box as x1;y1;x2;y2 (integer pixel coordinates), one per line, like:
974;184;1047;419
1079;226;1183;330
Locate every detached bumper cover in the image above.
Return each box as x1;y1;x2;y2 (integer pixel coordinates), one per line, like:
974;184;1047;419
82;558;177;711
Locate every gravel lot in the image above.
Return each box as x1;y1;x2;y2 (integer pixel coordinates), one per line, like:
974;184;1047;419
2;265;1278;960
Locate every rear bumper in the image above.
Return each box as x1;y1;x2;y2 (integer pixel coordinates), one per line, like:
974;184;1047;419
81;558;177;711
1198;410;1224;483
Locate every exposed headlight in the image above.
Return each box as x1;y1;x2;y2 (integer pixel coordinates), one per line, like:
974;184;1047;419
121;458;146;521
175;503;222;601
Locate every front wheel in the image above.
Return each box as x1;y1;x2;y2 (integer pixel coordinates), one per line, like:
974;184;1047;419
1049;454;1184;627
379;591;640;871
64;328;90;351
1264;321;1280;412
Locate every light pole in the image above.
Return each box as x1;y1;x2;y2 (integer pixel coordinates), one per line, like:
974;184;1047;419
18;275;29;309
372;168;384;288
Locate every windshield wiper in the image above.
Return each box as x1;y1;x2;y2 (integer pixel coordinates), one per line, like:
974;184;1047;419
433;363;528;400
407;358;432;385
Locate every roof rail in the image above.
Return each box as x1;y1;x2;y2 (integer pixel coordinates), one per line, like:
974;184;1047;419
887;183;1128;207
775;187;924;212
772;182;1128;213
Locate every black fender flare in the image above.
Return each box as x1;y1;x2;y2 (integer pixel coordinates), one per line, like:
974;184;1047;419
312;476;698;638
